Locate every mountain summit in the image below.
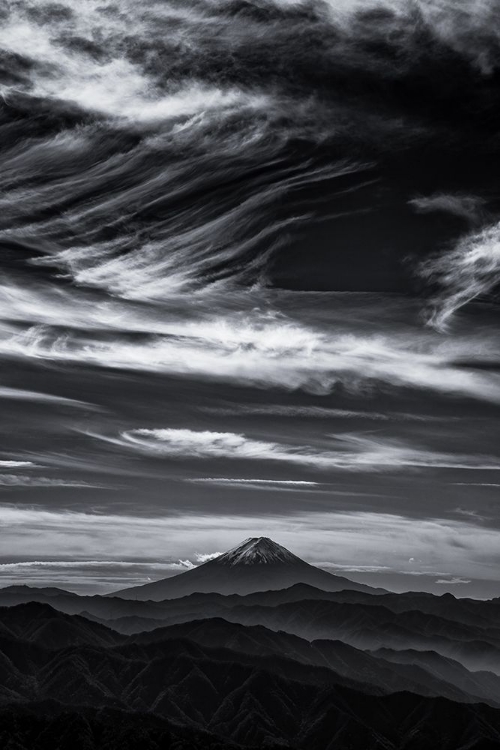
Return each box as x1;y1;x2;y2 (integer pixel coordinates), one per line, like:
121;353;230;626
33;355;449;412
112;537;380;601
213;537;302;567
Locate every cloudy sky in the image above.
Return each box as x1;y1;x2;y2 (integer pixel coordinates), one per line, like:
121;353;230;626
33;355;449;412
0;0;499;596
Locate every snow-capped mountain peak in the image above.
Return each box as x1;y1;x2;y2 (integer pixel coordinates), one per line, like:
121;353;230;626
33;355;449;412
210;537;303;567
113;535;380;598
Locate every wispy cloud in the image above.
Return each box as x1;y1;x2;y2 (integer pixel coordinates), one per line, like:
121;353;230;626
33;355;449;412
114;428;500;473
0;460;37;468
410;193;485;223
204;404;446;421
421;219;500;329
0;474;107;488
194;552;222;563
436;577;472;585
318;562;392;574
319;562;458;577
0;386;98;410
453;483;500;488
0;560;191;572
189;478;321;488
0;559;199;594
188;477;389;498
2;281;500;403
454;508;487;521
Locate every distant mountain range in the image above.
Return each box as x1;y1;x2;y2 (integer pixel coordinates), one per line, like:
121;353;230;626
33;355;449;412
2;538;500;748
112;537;382;599
2;601;500;748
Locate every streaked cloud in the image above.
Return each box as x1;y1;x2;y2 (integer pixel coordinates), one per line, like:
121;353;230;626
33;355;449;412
0;460;37;468
194;552;223;563
453;483;500;488
435;577;472;585
0;474;107;488
2;280;500;403
205;404;447;421
421;220;500;329
0;560;191;572
318;562;392;574
0;386;97;409
114;428;500;473
0;559;200;594
189;478;321;487
410;193;485;223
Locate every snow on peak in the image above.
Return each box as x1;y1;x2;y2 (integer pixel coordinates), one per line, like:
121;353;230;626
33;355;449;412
211;537;303;567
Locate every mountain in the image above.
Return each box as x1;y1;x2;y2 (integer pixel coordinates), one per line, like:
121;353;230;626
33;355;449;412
112;537;381;600
215;599;500;674
4;583;500;635
4;583;500;678
132;616;500;707
3;604;500;749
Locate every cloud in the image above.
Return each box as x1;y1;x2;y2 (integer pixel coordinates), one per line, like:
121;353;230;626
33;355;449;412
177;559;195;569
204;405;448;421
0;559;199;594
189;478;321;487
121;428;285;461
0;8;270;126
318;562;392;573
421;220;500;329
188;477;389;498
114;428;500;473
0;560;188;572
0;461;37;468
453;483;500;488
410;193;485;223
435;577;471;585
2;281;500;404
195;552;223;563
0;386;97;409
0;474;106;488
319;561;457;577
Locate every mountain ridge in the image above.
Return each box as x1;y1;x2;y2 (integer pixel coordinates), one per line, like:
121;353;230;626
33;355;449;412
2;602;500;748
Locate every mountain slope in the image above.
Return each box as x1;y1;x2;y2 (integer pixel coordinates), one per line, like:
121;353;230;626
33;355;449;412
3;609;500;748
112;537;380;600
3;603;500;748
217;599;500;674
5;583;500;635
132;616;500;707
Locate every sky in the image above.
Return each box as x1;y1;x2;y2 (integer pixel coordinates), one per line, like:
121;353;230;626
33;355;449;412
0;0;499;596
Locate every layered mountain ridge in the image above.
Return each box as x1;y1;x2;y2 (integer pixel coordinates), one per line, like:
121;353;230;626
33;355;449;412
3;539;500;748
2;601;500;748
